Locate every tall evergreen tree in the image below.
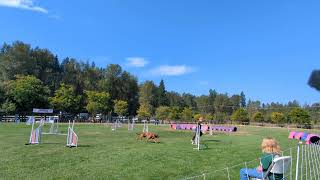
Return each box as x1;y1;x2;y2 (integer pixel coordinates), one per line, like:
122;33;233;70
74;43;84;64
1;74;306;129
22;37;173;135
240;91;246;107
157;80;169;106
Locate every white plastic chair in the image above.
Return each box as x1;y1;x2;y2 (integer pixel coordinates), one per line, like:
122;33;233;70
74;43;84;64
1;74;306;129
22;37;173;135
251;156;291;180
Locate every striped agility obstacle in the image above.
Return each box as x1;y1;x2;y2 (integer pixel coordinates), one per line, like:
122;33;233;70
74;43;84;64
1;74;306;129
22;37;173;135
27;120;78;148
28;120;43;144
288;131;320;144
66;120;78;148
171;123;237;132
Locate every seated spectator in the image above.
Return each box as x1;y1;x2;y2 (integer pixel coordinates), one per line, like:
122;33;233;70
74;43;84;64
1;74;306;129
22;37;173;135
240;137;282;180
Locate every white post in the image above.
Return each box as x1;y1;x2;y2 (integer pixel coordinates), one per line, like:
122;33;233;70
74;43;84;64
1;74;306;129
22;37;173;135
55;117;59;133
290;148;293;180
307;143;312;179
128;118;130;130
302;142;308;179
29;119;35;143
143;121;148;132
67;120;70;145
295;142;301;180
72;120;75;130
197;126;200;150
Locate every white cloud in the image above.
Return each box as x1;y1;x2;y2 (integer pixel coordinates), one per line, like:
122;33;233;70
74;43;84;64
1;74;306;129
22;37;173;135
0;0;48;13
151;65;195;76
126;57;149;67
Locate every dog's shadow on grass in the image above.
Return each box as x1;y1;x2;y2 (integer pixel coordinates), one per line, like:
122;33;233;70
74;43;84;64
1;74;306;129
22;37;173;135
202;139;221;142
77;145;91;148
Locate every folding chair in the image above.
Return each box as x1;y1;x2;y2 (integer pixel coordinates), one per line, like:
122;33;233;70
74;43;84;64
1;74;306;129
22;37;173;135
251;156;291;180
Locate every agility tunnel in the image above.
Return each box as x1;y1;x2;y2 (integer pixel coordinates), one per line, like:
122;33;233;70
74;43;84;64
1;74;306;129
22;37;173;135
170;124;237;132
288;131;320;144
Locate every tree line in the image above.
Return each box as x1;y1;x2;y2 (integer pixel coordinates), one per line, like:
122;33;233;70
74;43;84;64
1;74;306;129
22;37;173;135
0;41;319;127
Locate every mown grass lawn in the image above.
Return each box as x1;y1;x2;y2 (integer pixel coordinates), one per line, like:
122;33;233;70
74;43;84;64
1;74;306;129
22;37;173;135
0;123;309;180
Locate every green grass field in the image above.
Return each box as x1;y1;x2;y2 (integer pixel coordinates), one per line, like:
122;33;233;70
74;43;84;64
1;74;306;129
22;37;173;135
0;123;313;180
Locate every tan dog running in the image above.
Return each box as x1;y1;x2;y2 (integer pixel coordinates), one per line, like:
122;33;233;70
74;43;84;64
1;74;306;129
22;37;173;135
136;132;160;143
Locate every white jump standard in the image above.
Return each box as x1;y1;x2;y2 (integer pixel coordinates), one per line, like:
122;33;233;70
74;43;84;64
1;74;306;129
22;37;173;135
142;120;149;132
128;118;135;131
193;124;201;150
66;120;78;148
111;119;122;131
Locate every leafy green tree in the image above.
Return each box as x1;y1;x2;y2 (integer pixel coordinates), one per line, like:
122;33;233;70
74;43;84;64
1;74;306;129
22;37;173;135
289;108;311;128
114;100;128;117
194;113;204;121
195;95;210;114
166;91;186;109
101;64;125;100
182;93;197;109
85;91;111;117
208;89;218;114
155;106;170;120
168;106;181;121
137;103;152;119
181;107;193;121
119;71;139;116
247;100;261;120
271;112;286;125
214;112;227;123
0;41;62;93
0;83;5;105
82;62;103;91
214;93;232;116
0;42;35;81
252;112;264;124
49;84;81;113
31;48;62;94
205;114;214;121
61;58;83;94
5;75;50;113
1;101;16;114
139;80;158;114
231;108;249;124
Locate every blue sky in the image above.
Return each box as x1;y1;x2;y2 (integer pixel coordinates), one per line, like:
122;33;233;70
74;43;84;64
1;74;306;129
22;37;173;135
0;0;319;104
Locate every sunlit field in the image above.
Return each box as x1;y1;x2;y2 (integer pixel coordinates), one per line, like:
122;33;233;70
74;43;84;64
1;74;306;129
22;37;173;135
0;123;311;179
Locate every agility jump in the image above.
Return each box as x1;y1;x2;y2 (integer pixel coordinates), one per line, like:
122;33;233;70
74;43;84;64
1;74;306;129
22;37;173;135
111;119;122;131
66;120;78;147
28;120;43;144
27;120;78;148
